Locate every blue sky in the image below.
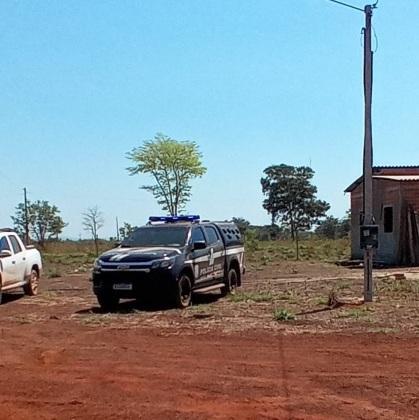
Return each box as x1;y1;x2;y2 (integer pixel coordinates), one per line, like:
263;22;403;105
1;0;419;239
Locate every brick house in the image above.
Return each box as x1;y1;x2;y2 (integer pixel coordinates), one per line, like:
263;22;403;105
345;166;419;265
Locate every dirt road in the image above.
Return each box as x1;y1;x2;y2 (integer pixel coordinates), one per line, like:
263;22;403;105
0;273;418;419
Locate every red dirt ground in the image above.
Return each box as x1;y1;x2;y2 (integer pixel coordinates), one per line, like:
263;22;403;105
0;273;418;419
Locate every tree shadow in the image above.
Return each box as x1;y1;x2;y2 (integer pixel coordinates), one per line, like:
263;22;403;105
295;307;333;316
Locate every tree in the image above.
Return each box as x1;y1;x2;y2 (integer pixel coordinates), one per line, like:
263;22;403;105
231;217;251;235
316;212;351;239
127;133;206;216
119;222;136;240
82;206;104;256
337;211;351;238
315;216;340;239
261;164;330;259
11;200;66;247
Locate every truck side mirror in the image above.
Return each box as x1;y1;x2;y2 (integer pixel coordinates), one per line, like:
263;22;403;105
192;241;206;251
0;250;12;258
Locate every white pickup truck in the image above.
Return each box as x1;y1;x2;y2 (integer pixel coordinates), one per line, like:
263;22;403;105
0;229;42;304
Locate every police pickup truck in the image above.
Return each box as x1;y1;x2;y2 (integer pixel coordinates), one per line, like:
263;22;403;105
92;216;245;310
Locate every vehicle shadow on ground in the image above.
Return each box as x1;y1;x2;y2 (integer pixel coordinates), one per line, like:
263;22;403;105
75;292;221;315
0;292;24;305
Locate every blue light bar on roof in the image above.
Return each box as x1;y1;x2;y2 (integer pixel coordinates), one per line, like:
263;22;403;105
149;215;200;223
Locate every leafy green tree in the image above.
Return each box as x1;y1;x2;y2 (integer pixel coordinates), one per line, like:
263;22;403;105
231;217;251;235
119;222;136;240
127;133;206;216
261;164;330;259
82;206;104;256
315;216;340;239
337;211;351;238
316;212;351;239
11;200;66;247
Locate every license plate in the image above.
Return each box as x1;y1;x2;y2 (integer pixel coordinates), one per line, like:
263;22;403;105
113;283;133;291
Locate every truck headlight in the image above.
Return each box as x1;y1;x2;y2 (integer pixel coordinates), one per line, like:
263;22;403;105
93;258;102;272
160;258;174;269
151;257;175;269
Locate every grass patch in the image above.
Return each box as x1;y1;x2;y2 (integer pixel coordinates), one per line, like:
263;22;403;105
187;304;213;314
229;291;275;303
47;270;62;279
273;308;295;321
245;238;350;264
315;296;329;306
277;289;299;303
377;278;419;295
337;307;374;320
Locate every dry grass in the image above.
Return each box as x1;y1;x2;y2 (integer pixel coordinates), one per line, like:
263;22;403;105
245;238;350;265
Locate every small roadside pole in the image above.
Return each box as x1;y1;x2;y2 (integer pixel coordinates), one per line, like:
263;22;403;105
116;217;120;242
23;187;29;246
327;1;378;302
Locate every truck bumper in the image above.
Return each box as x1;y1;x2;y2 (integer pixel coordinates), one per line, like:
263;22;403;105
92;270;175;298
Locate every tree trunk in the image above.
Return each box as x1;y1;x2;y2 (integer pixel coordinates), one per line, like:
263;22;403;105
295;229;300;261
94;237;99;257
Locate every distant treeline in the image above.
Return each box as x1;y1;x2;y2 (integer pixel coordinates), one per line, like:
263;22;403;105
232;215;350;241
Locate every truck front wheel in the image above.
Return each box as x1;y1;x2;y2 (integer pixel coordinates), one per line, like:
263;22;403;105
96;292;120;312
175;273;192;309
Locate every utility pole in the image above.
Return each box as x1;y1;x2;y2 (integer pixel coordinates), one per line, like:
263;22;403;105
116;217;120;241
23;187;29;245
327;1;378;302
362;4;374;302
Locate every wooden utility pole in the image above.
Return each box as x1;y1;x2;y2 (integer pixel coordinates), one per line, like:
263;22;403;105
327;1;378;302
23;187;29;245
362;4;374;302
116;217;120;241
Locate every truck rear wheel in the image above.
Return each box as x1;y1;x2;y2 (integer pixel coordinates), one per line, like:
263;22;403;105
23;269;39;296
175;273;192;309
97;292;120;312
221;268;238;297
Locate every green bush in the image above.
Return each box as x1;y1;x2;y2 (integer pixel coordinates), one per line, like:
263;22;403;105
273;308;295;321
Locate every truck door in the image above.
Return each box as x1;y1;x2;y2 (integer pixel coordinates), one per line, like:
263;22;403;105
0;236;17;286
190;227;209;286
203;225;225;281
7;235;27;283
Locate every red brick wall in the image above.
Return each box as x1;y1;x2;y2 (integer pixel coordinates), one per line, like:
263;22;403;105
349;177;419;264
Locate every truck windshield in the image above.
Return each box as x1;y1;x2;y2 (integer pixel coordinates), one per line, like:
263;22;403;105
121;226;189;248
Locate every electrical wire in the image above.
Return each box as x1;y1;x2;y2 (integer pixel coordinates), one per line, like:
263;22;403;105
327;0;364;13
372;24;379;53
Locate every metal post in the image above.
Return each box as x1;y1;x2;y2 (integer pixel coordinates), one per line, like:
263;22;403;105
116;217;120;242
363;5;374;302
23;187;29;245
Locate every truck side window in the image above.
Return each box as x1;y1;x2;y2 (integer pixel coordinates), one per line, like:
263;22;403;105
0;236;11;252
204;226;220;245
8;235;22;254
191;228;205;243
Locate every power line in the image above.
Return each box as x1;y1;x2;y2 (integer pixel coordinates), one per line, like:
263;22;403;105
327;0;379;13
327;0;365;13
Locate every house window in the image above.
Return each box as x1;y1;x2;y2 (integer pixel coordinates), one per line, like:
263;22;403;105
383;207;393;233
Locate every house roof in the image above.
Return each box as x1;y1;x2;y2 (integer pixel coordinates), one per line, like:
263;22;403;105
374;175;419;181
345;166;419;193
